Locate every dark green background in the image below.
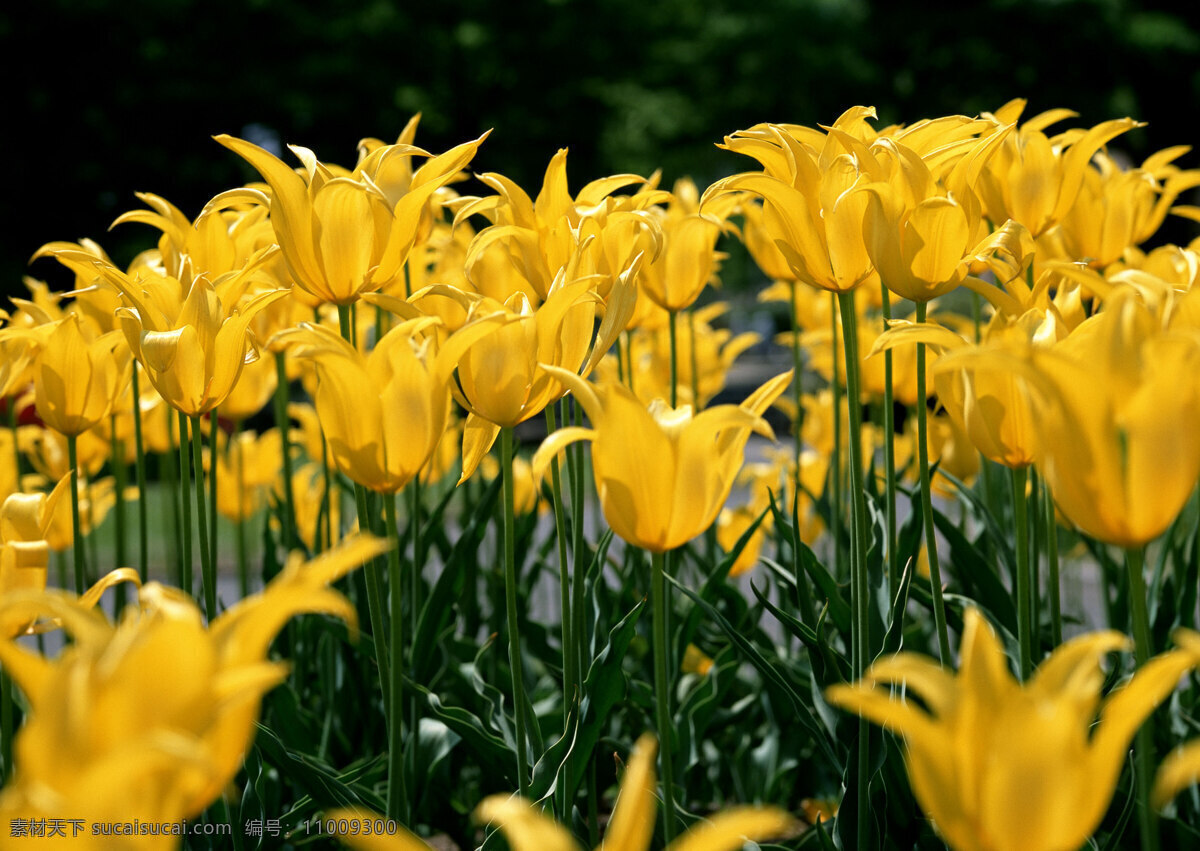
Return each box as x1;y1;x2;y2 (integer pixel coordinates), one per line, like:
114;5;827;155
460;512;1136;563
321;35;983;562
5;0;1200;297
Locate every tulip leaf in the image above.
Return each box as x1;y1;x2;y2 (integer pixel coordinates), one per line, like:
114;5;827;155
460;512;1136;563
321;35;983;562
559;597;645;799
1097;754;1138;851
409;718;461;817
676;505;769;662
413;685;518;787
677;646;741;774
253;722;371;809
750;578;850;687
933;504;1018;636
667;573;841;770
412;478;501;682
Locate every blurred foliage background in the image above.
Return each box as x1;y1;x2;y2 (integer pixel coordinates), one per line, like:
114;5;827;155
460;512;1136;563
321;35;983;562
4;0;1200;297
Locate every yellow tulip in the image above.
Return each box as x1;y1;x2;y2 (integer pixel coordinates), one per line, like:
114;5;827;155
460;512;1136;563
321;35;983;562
476;735;792;851
0;481;65;637
328;734;790;851
272;462;341;553
0;535;388;843
533;370;790;553
639;182;730;311
1153;630;1200;809
859;135;1021;303
1018;288;1200;547
706;115;880;293
456;148;661;304
431;263;639;479
19;423;109;481
32;315;128;437
283;317;499;494
211;428;283;523
597;302;759;409
974;101;1142;238
1055;147;1200;268
214;131;487;305
929;309;1065;469
827;608;1199;851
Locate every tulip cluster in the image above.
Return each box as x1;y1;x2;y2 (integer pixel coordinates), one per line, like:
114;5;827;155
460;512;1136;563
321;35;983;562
1;99;1200;851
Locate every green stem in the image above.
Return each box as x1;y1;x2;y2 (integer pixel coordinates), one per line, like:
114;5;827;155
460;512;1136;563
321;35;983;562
1011;465;1032;680
408;476;422;746
131;364;149;583
1;668;12;781
668;309;679;409
177;412;193;596
545;406;577;720
880;285;898;593
209;410;219;572
233;420;248;598
321;433;333;552
273;350;296;553
650;549;677;845
192;415;215;621
836;290;871;851
67;433;86;594
1045;480;1062;647
830;294;844;582
568;398;587;702
915;301;951;664
164;414;182;587
1126;545;1159;851
335;305;391;719
384;493;410;823
110;425;128;611
787;281;805;476
355;481;391;717
502;427;530;797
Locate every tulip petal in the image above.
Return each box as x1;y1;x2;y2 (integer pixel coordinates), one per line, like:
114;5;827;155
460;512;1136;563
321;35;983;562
667;808;795;851
605;734;659;851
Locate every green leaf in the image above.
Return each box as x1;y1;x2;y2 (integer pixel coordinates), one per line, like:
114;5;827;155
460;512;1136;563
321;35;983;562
667;573;841;771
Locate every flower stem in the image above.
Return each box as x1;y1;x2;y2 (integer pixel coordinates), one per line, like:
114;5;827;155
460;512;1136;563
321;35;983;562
1011;465;1032;680
232;419;248;597
110;423;128;610
502;426;530;797
209;410;219;570
830;295;844;582
355;481;391;716
272;350;296;553
384;492;410;823
131;364;149;583
177;411;193;596
1045;480;1062;647
67;433;86;594
1126;545;1159;851
650;549;677;845
915;301;951;664
880;285;898;593
545;406;577;721
192;414;215;620
668;309;679;409
836;290;871;851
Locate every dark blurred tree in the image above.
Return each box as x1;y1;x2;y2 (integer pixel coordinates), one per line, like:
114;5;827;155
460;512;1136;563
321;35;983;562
4;0;1199;297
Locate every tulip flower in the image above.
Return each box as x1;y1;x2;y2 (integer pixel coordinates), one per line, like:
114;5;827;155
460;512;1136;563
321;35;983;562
1055;147;1200;268
1016;288;1200;548
32;315;127;438
214;131;488;305
1152;630;1200;809
827;608;1199;851
426;261;639;479
0;481;66;638
533;369;789;554
975;101;1142;238
475;735;793;851
0;535;388;844
282;316;500;495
